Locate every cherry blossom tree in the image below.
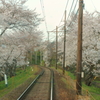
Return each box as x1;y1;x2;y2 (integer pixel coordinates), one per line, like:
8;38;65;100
58;11;100;85
0;0;42;36
0;0;43;81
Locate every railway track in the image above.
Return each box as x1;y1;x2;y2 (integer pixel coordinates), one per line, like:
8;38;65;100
17;67;54;100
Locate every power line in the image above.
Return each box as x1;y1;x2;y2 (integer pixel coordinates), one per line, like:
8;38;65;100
72;0;78;14
90;0;97;11
57;8;79;38
40;0;78;42
58;0;70;26
66;0;77;22
51;0;78;32
67;9;79;28
40;0;48;32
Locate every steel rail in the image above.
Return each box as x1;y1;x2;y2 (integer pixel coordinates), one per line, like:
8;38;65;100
43;67;54;100
50;69;54;100
17;69;44;100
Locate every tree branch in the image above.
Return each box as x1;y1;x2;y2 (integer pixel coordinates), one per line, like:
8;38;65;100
0;27;8;36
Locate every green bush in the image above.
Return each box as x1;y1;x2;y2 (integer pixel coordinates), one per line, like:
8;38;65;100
0;66;39;97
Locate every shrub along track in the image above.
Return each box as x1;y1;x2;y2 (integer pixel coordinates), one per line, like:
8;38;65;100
0;66;42;100
1;66;78;100
17;66;54;100
52;68;76;100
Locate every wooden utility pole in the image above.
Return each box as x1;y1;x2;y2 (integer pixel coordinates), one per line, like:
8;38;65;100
35;51;37;65
56;26;58;69
47;31;50;67
63;10;66;74
40;51;42;63
48;32;49;44
76;0;83;95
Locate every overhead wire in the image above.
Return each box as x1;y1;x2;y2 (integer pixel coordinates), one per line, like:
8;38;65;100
63;0;78;31
40;0;48;32
56;1;79;65
51;0;78;32
40;0;78;42
57;11;78;52
58;8;79;38
66;0;76;23
57;0;81;68
58;0;70;26
51;0;73;32
67;8;79;28
90;0;97;11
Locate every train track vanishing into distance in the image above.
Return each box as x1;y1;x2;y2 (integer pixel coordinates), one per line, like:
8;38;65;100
17;67;54;100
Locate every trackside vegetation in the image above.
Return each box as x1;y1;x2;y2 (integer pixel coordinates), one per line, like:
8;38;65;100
51;66;100;100
0;65;40;98
67;71;100;100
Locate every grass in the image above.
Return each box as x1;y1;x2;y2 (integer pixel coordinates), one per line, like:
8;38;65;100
51;66;63;73
66;71;100;100
82;83;100;100
0;65;40;97
67;71;76;80
51;66;100;100
61;77;74;89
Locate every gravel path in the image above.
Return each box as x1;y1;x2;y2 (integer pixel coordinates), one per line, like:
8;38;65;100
23;68;51;100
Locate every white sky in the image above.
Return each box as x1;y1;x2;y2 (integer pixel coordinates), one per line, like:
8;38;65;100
25;0;100;40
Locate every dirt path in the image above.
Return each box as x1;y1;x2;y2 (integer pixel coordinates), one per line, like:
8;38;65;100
0;66;42;100
52;68;91;100
23;68;51;100
53;69;76;100
0;66;91;100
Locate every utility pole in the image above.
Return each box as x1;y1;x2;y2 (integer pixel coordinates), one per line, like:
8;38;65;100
63;10;66;74
47;31;50;67
34;48;37;65
76;0;83;95
40;51;42;64
48;32;49;44
35;51;37;65
56;26;58;69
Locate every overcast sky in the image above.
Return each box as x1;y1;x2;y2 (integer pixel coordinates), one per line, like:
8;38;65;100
25;0;100;40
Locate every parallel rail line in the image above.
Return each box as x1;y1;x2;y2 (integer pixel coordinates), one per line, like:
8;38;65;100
17;67;54;100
